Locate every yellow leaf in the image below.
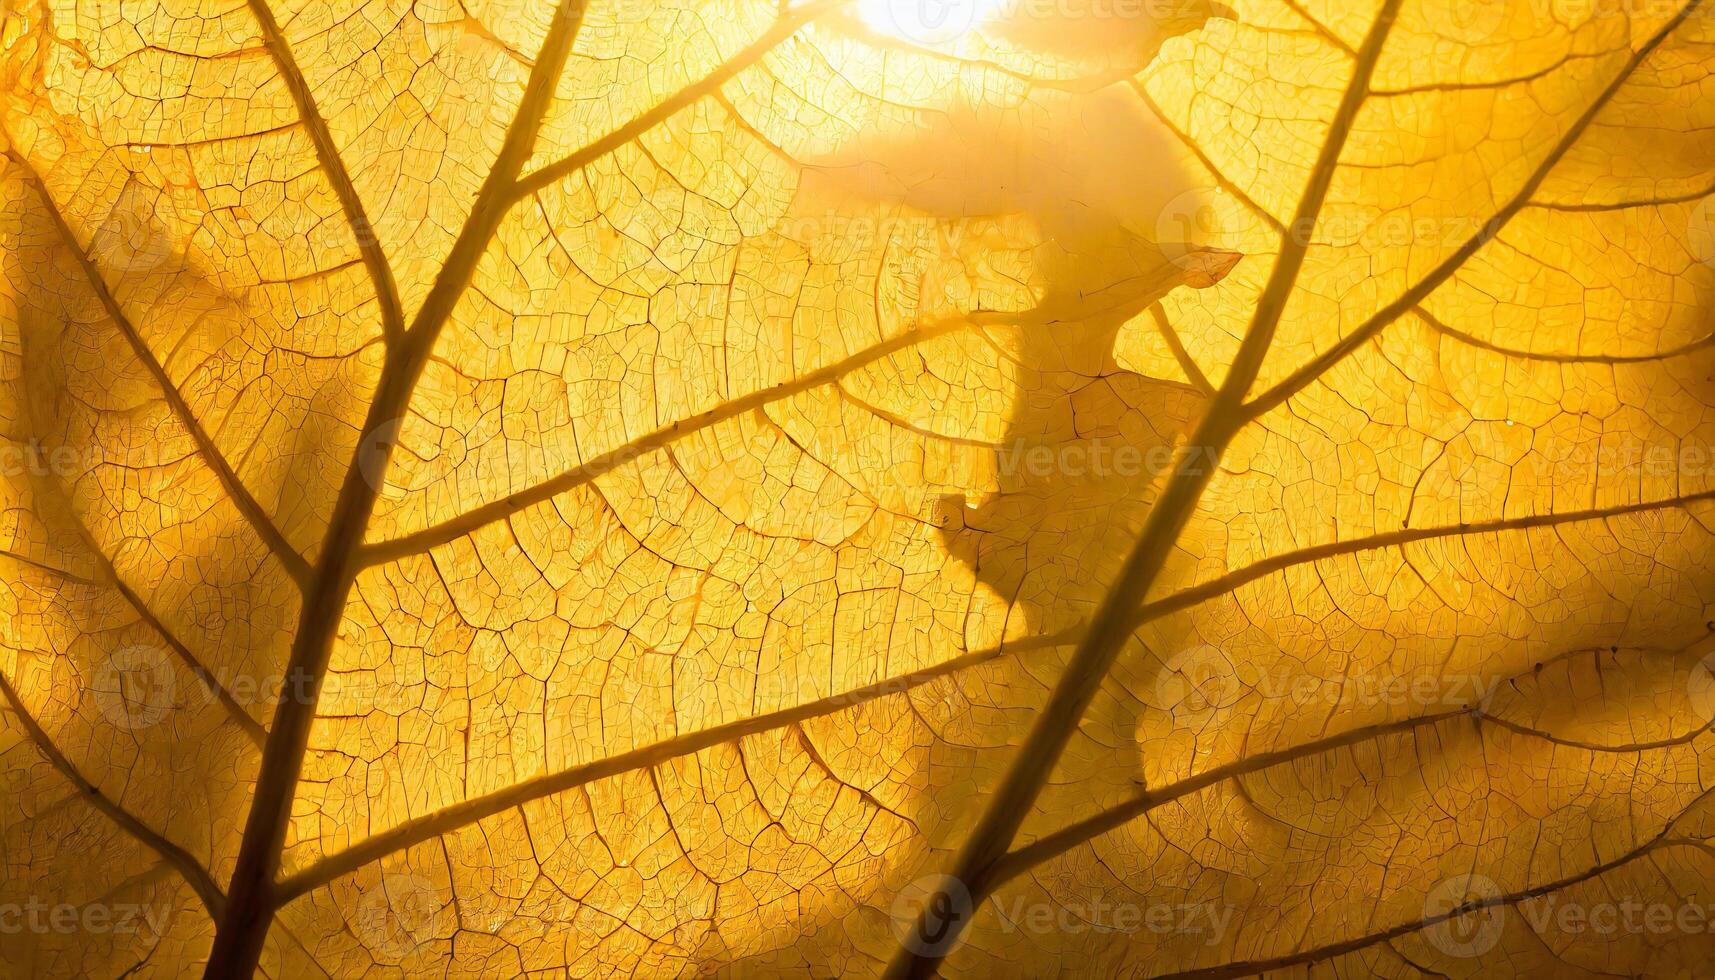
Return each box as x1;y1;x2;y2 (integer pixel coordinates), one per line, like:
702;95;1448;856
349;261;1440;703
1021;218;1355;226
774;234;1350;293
3;0;1715;977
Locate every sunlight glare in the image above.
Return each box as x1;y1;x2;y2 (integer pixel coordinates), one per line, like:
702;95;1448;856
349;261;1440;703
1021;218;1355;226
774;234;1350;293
858;0;1005;44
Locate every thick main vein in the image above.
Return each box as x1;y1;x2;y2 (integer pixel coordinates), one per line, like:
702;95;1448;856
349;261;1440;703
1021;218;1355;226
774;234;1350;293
880;4;1409;975
201;0;593;974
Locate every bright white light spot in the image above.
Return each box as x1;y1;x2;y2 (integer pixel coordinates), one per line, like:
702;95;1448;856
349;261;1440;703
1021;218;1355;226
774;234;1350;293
858;0;1002;44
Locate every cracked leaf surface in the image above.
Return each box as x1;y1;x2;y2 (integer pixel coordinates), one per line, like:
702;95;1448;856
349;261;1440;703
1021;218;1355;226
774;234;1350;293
3;0;1715;977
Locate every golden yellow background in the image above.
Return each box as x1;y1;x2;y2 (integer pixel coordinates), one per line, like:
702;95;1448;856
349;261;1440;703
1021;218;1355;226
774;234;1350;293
4;0;1715;976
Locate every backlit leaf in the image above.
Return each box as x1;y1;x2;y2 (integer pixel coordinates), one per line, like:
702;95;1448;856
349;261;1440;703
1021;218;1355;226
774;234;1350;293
4;0;1715;977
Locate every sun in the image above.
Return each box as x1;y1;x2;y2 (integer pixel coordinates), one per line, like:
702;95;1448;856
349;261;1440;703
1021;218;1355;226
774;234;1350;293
856;0;1005;44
